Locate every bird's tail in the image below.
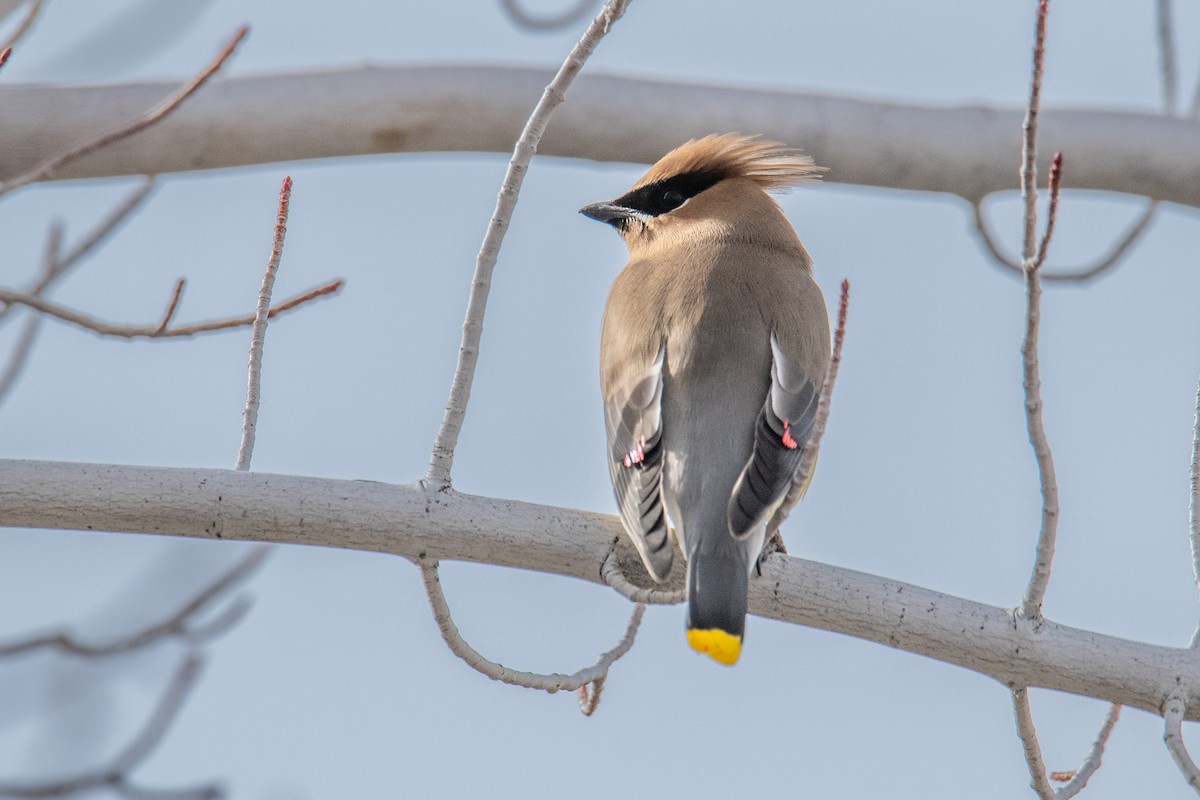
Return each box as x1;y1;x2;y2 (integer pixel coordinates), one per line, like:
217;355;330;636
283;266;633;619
686;548;749;666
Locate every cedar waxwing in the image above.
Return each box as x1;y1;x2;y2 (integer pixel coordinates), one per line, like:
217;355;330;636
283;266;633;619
582;134;831;666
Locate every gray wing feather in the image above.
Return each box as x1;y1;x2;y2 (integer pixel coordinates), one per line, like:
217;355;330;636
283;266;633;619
727;333;819;540
604;345;672;582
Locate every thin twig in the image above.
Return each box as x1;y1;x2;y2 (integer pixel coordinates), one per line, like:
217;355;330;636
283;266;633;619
1051;703;1122;799
418;559;643;715
973;0;1178;282
154;279;186;334
0;279;341;340
576;675;605;716
767;278;850;537
1163;691;1200;792
1013;687;1056;800
0;313;41;405
1033;154;1063;269
235;176;291;472
0;27;247;198
1191;376;1200;648
53;179;158;284
110;779;222;800
109;655;204;774
1018;0;1060;621
0;654;215;799
1156;0;1178;115
0;0;45;54
601;550;685;604
178;597;253;644
970;198;1158;283
0;219;60;404
426;0;631;486
0;545;270;657
499;0;595;31
0;179;158;326
1020;1;1048;265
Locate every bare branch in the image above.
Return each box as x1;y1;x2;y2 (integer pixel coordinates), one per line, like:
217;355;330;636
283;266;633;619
971;0;1178;282
1032;153;1063;269
1052;703;1122;799
417;559;642;715
1163;691;1200;792
0;218;59;404
601;550;684;604
154;279;186;334
426;0;632;486
1156;0;1178;115
576;675;605;716
0;544;269;657
1020;1;1048;265
0;0;43;54
1191;376;1200;649
768;279;850;538
109;655;204;774
0;654;217;799
2;70;1200;208
179;596;252;644
0;313;40;405
499;0;595;31
0;179;158;327
13;460;1200;720
111;781;221;800
0;279;342;340
970;197;1158;283
235;175;291;472
0;27;246;198
51;179;158;284
1012;687;1056;800
1018;0;1060;621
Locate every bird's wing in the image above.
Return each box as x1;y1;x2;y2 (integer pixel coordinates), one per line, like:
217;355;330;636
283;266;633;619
603;344;672;582
727;333;820;540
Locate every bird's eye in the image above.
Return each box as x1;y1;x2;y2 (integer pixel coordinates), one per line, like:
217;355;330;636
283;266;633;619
661;189;685;210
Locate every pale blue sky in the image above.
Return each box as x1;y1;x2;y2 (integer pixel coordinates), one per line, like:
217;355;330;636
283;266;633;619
2;0;1200;797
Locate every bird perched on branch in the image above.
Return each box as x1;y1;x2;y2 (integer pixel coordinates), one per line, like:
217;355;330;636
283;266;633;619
581;134;831;666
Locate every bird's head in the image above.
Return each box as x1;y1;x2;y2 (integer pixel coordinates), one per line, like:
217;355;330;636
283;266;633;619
580;133;825;249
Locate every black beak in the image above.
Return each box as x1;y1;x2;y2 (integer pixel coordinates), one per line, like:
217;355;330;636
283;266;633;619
580;201;632;226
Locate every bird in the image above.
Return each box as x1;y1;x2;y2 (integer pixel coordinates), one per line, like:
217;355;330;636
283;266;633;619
581;133;831;666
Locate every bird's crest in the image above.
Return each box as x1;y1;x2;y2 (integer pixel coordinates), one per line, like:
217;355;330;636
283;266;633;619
633;133;825;193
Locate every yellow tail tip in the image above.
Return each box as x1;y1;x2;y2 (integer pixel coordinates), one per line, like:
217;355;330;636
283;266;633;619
687;628;742;665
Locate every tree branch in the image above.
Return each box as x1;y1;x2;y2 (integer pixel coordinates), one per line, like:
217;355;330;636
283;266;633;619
0;27;246;198
6;458;1200;721
0;544;268;657
0;279;342;339
0;0;44;55
1052;703;1122;799
498;0;595;32
969;197;1158;283
0;653;218;799
1163;691;1200;793
0;177;159;326
1012;687;1055;800
1156;0;1178;115
235;175;291;472
1018;0;1062;621
426;0;631;486
1;68;1198;206
418;560;641;715
1191;373;1200;649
